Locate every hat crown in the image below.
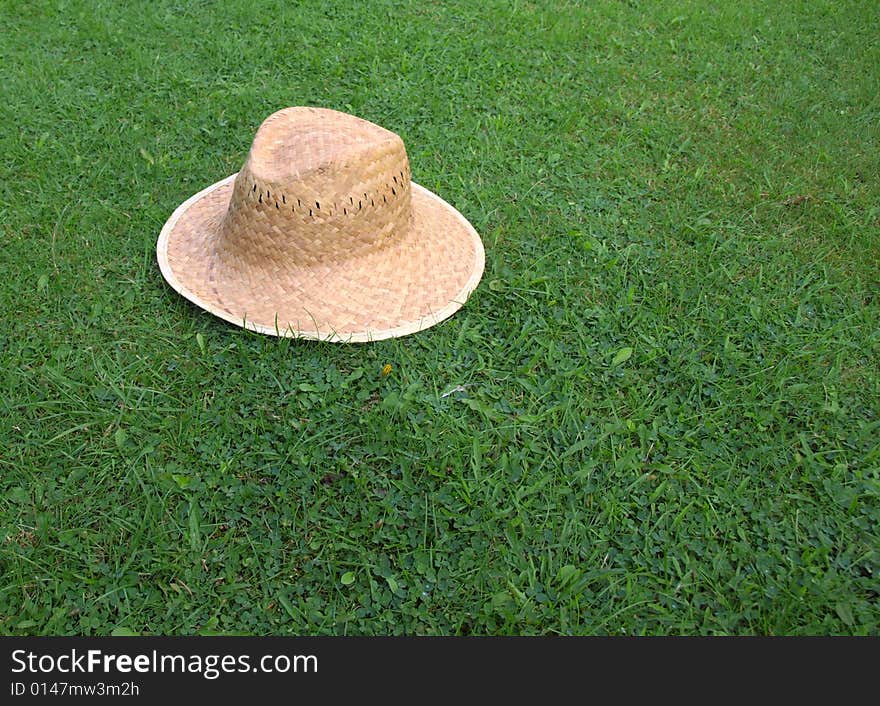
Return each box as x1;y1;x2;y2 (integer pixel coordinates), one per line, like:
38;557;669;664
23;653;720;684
217;107;413;268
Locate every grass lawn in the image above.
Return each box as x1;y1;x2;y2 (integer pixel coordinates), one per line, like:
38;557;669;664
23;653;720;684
1;0;878;636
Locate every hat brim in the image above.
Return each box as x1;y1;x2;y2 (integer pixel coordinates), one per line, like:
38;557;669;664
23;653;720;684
157;174;485;342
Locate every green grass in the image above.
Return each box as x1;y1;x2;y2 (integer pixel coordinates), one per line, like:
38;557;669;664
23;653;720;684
1;0;878;636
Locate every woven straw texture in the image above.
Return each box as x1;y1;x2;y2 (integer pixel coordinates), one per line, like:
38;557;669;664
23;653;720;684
157;107;485;342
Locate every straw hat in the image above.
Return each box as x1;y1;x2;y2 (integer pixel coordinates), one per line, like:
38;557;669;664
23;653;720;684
156;107;485;342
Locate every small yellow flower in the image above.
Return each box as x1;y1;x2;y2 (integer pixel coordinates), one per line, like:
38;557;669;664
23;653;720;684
381;364;393;377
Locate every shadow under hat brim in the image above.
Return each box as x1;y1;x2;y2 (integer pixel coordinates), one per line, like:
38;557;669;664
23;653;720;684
157;174;485;342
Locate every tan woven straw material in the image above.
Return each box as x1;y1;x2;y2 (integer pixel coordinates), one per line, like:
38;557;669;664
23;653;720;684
157;107;485;342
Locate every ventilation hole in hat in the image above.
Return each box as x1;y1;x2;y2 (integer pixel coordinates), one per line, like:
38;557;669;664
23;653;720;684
298;198;302;207
275;202;279;209
391;187;396;196
343;207;347;215
258;193;262;203
358;200;362;210
252;184;257;193
282;194;286;204
349;196;354;205
371;199;374;207
309;209;313;217
315;201;320;210
383;194;387;203
393;175;398;184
